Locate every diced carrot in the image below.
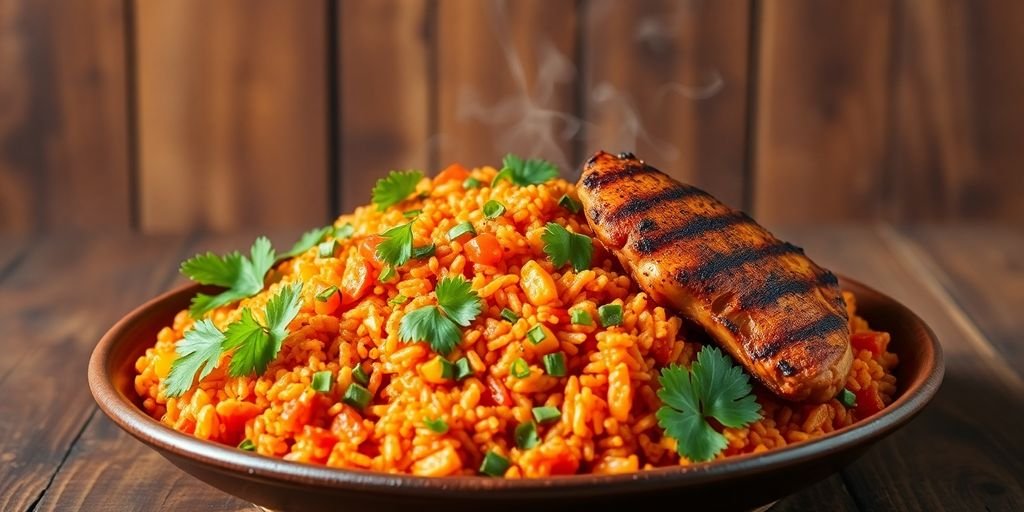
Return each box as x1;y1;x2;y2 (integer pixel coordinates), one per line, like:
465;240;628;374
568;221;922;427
522;324;559;357
340;253;372;306
412;445;463;476
521;260;558;306
330;405;369;443
465;233;503;266
358;235;385;262
434;163;470;185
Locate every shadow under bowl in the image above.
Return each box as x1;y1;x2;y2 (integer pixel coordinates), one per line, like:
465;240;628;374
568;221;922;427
89;276;943;512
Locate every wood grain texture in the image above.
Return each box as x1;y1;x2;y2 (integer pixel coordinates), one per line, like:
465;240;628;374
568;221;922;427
0;0;131;233
886;1;1024;224
32;233;271;512
898;225;1024;367
772;475;859;512
0;234;188;511
135;0;329;233
339;0;433;211
582;0;749;207
753;1;894;224
776;225;1024;511
436;0;579;171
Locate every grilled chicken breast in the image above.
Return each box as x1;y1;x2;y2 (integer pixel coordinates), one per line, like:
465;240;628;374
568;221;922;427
578;151;852;402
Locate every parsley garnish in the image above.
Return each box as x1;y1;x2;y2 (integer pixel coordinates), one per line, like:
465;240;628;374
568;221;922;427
180;237;276;318
165;319;227;397
541;223;593;272
279;225;332;260
222;282;304;377
375;221;415;267
398;276;482;355
372;170;423;211
491;154;559;187
656;346;761;462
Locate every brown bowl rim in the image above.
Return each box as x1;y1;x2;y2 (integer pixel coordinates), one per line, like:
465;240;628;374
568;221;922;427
88;275;943;498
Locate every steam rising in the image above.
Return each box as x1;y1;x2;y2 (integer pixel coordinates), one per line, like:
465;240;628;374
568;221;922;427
453;0;725;171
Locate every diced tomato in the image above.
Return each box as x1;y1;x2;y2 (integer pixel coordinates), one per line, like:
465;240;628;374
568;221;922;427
465;233;503;266
485;375;511;406
545;451;580;475
851;332;884;356
314;287;341;315
434;163;470;185
340;255;373;306
281;394;314;433
330;405;369;444
358;235;385;262
854;386;885;417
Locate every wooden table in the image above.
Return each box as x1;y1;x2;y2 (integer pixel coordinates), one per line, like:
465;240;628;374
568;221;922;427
1;225;1022;511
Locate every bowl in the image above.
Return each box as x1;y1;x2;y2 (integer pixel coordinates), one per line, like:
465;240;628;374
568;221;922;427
89;276;943;511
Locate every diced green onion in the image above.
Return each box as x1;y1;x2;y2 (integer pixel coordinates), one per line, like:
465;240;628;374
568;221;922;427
558;194;581;214
403;209;422;219
342;383;372;409
311;370;333;392
424;417;449;434
379;265;396;282
532;406;561;424
510;358;530;378
352;364;370;386
315;286;339;302
318;240;339;258
483;200;506;219
514;421;540;449
435;356;455;380
479;450;510;476
388;294;408;306
838;388;857;408
454;357;474;381
526;324;546;345
542;352;566;377
238;438;256;451
412;244;436;259
598;304;623;327
334;223;355;239
500;308;519;323
463;177;481;189
570;309;592;326
447;221;476;241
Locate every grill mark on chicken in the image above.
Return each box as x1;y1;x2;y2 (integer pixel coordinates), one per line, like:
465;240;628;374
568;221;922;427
751;314;848;360
580;161;655;189
602;184;707;224
634;211;752;255
739;271;842;310
676;241;804;284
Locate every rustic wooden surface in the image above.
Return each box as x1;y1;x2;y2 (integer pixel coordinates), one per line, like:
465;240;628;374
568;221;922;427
0;225;1021;511
3;0;1024;233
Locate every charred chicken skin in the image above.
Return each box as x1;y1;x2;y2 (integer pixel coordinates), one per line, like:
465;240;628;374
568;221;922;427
578;151;852;402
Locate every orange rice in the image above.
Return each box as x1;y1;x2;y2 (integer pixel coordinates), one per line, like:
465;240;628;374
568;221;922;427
134;165;898;477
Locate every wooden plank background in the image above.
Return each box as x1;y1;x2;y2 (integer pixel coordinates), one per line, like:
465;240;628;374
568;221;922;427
1;0;1022;233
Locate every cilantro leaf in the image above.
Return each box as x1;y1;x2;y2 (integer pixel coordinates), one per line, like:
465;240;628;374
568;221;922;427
541;223;593;272
491;154;559;187
399;306;462;356
181;237;276;318
223;282;304;377
695;346;761;427
656;345;761;462
279;226;333;260
435;276;482;327
372;170;424;211
376;221;414;267
655;407;726;463
165;319;226;397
